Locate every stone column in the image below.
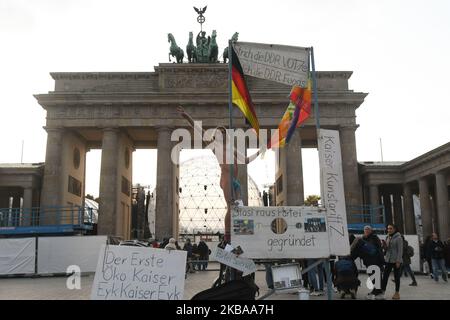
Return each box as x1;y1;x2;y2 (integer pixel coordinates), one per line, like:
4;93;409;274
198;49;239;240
382;192;393;225
286;130;304;205
339;126;362;206
435;170;450;241
40;128;64;224
22;187;33;226
369;185;380;205
155;127;175;240
97;128;120;236
419;177;433;238
393;192;404;233
403;183;416;234
369;185;381;223
40;128;63;207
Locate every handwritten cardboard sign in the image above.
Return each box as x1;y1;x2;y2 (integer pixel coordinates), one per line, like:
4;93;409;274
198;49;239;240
213;247;257;276
233;41;309;87
231;206;330;258
318;129;350;256
90;245;186;300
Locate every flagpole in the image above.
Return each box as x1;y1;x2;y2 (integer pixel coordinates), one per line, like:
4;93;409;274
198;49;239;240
311;46;332;300
227;39;235;238
310;47;320;130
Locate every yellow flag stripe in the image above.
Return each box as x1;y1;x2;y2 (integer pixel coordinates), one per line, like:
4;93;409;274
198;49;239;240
232;81;260;133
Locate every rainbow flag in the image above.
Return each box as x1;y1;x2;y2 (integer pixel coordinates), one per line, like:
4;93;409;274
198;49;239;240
231;46;260;134
270;79;312;148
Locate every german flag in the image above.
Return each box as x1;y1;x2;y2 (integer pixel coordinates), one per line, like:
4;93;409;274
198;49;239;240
231;45;260;134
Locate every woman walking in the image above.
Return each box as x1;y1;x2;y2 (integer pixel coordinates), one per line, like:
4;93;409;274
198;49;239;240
380;224;403;300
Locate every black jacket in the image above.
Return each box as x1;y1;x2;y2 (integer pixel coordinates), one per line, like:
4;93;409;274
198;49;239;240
351;233;384;267
428;240;445;260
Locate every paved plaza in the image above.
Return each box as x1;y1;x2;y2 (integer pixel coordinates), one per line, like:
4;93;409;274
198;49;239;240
0;262;449;300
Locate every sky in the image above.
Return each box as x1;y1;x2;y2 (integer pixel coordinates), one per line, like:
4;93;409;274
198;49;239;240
1;0;449;198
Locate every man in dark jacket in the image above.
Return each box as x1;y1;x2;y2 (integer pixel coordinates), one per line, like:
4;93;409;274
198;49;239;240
183;239;194;273
197;240;210;271
351;225;384;299
428;233;448;282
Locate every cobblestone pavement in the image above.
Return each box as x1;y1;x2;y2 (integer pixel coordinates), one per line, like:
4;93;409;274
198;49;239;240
1;262;449;300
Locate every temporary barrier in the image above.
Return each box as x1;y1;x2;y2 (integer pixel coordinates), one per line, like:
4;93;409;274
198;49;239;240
0;238;36;275
0;236;107;276
37;236;107;274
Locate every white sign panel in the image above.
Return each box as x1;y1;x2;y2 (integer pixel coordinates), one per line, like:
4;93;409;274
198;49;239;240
233;41;309;87
231;206;330;259
213;247;257;276
90;245;186;300
318;129;350;256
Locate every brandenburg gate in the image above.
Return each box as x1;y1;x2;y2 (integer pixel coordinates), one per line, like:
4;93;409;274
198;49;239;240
34;64;367;240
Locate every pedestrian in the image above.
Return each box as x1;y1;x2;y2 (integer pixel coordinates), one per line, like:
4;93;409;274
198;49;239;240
400;236;417;286
307;259;324;296
380;224;403;300
349;233;356;246
160;237;169;249
444;238;450;272
428;233;448;282
423;235;433;278
183;238;194;273
164;238;177;251
350;225;385;299
198;240;210;271
192;243;200;271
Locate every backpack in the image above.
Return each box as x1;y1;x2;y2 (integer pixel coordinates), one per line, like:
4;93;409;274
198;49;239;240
191;280;259;300
335;259;355;276
407;245;414;258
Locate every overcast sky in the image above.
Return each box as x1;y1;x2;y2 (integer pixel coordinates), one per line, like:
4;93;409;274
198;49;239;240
1;0;449;198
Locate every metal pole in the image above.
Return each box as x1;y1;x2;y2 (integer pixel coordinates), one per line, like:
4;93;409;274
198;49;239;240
227;40;235;237
21;140;24;163
323;259;333;300
310;47;320;130
379;137;384;162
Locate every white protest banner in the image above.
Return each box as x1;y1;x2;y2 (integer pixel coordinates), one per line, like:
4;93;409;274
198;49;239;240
90;245;186;300
213;247;257;276
232;41;309;87
318;129;350;256
231;206;330;259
